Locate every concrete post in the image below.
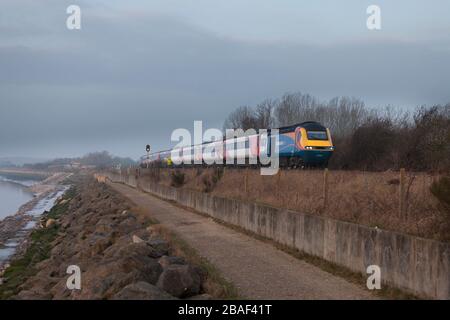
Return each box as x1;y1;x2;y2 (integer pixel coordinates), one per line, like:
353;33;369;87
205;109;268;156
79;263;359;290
399;168;406;218
244;168;249;196
323;168;329;209
277;170;282;200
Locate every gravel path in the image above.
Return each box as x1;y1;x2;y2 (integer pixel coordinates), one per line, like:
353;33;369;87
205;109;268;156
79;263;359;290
110;182;377;300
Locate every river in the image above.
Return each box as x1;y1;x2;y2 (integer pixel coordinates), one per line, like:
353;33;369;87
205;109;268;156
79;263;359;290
0;179;35;220
0;174;68;268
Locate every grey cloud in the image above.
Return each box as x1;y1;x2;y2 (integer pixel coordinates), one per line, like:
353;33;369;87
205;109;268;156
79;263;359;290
0;2;449;159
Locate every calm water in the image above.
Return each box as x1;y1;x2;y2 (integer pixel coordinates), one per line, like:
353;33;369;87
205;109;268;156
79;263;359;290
0;179;68;265
0;180;34;220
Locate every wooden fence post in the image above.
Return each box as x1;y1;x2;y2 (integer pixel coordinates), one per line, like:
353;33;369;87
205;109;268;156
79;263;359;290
244;168;249;196
399;168;405;218
277;170;282;200
323;168;329;209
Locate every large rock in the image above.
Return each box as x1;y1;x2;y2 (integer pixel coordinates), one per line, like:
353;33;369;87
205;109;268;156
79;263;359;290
132;235;145;244
89;236;113;256
79;211;100;225
16;289;53;300
94;218;116;234
156;265;202;298
117;255;163;285
113;281;176;300
117;215;140;233
132;229;153;241
158;255;186;268
147;239;169;256
45;219;57;228
50;278;73;300
187;294;214;300
104;242;165;260
70;257;162;299
20;275;58;293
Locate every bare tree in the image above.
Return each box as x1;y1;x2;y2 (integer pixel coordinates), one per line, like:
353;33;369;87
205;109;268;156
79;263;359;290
325;96;369;139
223;105;258;135
275;92;321;126
255;99;276;129
222;91;450;171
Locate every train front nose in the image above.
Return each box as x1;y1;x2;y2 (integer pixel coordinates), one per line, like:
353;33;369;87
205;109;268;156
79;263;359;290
303;147;333;164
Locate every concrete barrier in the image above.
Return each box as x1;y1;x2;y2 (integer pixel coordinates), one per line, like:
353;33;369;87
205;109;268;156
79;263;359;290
106;172;450;299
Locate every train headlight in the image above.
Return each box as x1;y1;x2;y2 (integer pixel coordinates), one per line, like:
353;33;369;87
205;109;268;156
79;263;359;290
305;146;313;150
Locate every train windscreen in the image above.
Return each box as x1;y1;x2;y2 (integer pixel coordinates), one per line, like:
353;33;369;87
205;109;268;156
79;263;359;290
307;131;328;141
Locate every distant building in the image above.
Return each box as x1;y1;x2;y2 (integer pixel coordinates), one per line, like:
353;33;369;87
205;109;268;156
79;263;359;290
70;162;81;169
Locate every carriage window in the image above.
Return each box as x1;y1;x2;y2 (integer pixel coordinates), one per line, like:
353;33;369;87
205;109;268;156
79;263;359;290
307;131;328;140
234;139;246;149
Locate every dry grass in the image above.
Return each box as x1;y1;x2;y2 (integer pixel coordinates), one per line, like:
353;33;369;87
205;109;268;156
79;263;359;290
138;167;447;242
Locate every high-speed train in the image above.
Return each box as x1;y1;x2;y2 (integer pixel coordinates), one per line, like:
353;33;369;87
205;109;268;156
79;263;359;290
141;121;334;168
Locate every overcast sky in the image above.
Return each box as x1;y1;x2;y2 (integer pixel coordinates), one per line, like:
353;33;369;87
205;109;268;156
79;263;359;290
1;0;449;159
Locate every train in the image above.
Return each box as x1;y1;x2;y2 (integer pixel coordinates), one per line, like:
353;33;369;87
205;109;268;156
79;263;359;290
140;121;334;169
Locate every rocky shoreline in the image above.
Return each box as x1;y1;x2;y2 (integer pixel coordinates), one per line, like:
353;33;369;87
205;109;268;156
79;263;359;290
0;175;212;300
0;173;70;272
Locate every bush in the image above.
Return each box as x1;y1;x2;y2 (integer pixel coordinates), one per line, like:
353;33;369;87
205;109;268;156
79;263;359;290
202;168;224;193
402;106;450;171
430;176;450;241
430;176;450;208
330;118;396;170
171;170;185;187
224;91;450;172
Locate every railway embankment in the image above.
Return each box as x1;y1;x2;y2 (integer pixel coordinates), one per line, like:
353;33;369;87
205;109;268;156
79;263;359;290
105;170;450;300
137;167;448;241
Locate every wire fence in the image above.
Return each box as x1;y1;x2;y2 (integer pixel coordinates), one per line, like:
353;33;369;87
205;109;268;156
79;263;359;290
111;166;446;241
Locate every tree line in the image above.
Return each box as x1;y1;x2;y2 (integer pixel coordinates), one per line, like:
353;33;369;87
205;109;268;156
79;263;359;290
223;92;450;171
25;151;136;170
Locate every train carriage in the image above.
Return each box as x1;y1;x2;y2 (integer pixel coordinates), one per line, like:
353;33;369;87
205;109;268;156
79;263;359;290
141;121;334;169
